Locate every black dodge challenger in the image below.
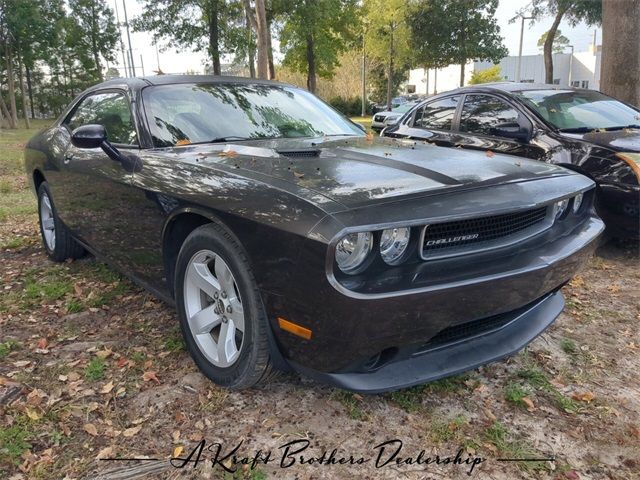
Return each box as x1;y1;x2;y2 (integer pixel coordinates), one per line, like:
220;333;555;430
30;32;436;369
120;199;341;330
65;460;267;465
25;75;604;393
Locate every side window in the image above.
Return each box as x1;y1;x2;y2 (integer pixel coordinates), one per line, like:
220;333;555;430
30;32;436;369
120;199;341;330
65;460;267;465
413;96;459;130
66;92;137;145
459;95;521;136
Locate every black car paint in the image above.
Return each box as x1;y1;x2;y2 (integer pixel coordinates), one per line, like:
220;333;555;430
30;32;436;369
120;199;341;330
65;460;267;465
25;76;604;392
383;83;640;238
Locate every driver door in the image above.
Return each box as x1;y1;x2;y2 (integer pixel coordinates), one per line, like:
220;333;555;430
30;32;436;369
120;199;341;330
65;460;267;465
56;90;140;262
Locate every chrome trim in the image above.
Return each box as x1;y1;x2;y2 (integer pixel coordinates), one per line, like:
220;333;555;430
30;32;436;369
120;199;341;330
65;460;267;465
418;205;555;261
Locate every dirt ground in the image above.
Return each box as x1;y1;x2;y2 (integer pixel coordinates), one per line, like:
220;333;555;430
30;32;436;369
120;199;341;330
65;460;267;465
1;124;639;480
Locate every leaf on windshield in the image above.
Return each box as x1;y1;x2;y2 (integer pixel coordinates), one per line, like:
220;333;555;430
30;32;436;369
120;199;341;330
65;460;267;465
486;150;495;158
218;150;238;158
175;139;191;146
365;132;374;142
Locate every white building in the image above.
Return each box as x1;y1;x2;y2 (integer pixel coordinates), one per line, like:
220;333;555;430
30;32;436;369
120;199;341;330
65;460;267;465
406;46;601;95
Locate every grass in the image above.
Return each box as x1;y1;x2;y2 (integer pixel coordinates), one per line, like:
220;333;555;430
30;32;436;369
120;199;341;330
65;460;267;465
0;422;32;465
429;414;468;444
389;385;425;412
483;422;550;472
504;382;531;408
0;339;21;359
84;357;106;381
560;338;578;355
517;366;579;413
333;391;368;421
164;332;185;352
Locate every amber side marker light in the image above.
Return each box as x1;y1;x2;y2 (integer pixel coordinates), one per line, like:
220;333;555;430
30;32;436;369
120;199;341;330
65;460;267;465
277;317;312;340
616;152;640;180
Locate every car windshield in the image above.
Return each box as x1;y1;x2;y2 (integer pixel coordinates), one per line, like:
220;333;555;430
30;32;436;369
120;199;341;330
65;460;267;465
142;82;363;147
392;103;417;113
517;89;640;131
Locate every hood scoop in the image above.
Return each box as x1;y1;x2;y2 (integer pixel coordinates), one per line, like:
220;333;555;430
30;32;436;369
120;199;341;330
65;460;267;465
277;149;321;158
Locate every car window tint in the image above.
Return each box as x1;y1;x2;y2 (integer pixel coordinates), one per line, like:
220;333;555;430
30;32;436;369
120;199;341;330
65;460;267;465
66;92;137;145
459;95;520;135
413;96;459;130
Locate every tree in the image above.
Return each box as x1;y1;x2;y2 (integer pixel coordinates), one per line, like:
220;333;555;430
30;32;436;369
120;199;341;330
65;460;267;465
410;0;507;87
278;0;357;93
600;0;639;106
68;0;119;81
364;0;410;110
537;29;570;53
133;0;246;76
516;0;601;84
469;64;503;84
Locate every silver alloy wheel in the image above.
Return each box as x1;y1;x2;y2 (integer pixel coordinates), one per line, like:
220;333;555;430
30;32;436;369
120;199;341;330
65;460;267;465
183;249;245;368
40;192;56;251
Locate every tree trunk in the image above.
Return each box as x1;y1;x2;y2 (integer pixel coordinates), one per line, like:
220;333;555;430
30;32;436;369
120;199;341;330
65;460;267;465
459;61;466;87
254;0;269;79
90;2;102;80
4;42;19;128
0;95;11;129
306;34;316;93
386;23;395;111
206;0;221;75
26;64;35;119
17;52;31;129
266;11;275;79
601;0;640;106
244;6;256;78
544;9;565;84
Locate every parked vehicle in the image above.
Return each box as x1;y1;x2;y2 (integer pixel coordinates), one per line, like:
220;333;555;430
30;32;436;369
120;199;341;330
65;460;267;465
25;76;603;393
371;101;421;132
382;83;640;238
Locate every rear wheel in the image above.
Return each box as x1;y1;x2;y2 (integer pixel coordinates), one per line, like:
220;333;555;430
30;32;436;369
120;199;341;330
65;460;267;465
175;223;274;389
37;182;85;262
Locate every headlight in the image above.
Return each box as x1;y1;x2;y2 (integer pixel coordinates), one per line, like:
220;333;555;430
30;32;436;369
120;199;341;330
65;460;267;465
335;232;373;273
555;198;570;219
572;192;584;213
380;227;411;264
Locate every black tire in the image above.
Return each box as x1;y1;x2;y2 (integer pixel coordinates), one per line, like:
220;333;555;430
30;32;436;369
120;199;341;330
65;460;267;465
37;182;86;262
174;222;274;389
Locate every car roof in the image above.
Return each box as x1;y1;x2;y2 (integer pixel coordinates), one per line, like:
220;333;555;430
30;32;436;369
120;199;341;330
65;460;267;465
87;74;292;92
446;82;576;95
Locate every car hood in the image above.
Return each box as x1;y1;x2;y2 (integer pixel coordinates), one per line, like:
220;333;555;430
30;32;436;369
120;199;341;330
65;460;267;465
561;128;640;151
167;136;573;209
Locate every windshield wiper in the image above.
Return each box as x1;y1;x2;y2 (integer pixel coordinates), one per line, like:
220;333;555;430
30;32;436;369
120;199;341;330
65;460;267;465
602;124;640;131
208;136;251;143
558;127;594;133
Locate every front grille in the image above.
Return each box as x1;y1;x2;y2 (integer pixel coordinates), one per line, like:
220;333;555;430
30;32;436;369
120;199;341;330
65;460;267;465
278;149;320;158
374;115;385;122
422;206;549;259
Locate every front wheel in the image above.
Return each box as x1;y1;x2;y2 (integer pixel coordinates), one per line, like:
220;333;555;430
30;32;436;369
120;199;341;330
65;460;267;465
37;182;85;262
175;223;274;389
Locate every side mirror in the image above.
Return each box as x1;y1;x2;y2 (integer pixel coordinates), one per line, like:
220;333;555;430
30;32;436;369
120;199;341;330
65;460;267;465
71;124;107;149
490;122;532;142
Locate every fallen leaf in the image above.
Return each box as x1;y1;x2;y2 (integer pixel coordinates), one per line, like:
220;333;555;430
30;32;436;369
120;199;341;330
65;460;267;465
572;391;595;403
37;338;48;349
84;423;98;436
522;396;535;411
116;357;128;369
365;132;374;141
25;407;41;421
173;446;184;458
95;348;113;359
218;149;238;158
122;426;142;437
485;150;495;158
172;430;181;442
482;407;497;422
293;171;304;178
96;447;114;460
142;371;161;385
100;381;114;394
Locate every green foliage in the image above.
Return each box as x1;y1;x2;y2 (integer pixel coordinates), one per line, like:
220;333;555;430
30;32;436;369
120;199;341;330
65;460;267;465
0;423;32;465
279;0;358;90
469;65;504;84
0;340;21;359
520;0;602;28
85;357;106;381
409;0;507;84
389;385;425;412
537;29;570;53
329;96;369;116
504;382;531;407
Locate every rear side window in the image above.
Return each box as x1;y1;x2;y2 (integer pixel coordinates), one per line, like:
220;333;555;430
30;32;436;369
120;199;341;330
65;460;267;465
459;95;521;135
66;92;138;145
413;96;459;130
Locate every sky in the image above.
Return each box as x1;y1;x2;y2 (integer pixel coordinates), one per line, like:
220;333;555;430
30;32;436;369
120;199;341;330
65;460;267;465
110;0;600;77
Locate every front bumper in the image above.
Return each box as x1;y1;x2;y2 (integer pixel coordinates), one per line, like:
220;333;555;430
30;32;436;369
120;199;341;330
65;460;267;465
291;290;564;393
269;214;603;391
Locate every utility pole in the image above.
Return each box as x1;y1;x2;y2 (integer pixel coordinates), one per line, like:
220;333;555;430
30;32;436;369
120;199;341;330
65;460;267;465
114;0;128;77
122;0;135;77
515;14;533;82
361;34;366;117
567;45;574;86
